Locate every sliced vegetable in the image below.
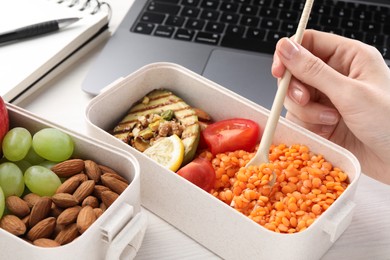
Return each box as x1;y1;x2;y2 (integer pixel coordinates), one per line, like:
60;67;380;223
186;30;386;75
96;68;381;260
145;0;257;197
112;89;200;165
201;118;260;155
177;157;215;192
143;134;184;172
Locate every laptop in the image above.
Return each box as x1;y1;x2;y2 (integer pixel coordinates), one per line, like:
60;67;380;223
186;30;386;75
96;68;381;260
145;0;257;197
82;0;390;111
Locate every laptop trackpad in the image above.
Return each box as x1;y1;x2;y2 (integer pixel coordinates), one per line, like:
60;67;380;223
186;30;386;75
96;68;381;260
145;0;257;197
202;49;278;111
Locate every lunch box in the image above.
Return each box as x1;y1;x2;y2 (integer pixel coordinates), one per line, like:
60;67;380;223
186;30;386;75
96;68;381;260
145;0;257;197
85;62;361;260
1;104;147;260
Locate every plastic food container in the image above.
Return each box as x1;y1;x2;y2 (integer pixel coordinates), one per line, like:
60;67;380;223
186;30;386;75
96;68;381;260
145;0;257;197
1;104;147;260
85;62;361;260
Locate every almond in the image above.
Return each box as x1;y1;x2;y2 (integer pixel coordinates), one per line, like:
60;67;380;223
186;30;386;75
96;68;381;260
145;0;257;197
50;204;64;218
21;215;30;227
81;196;99;208
93;208;104;218
98;164;118;175
52;193;79;208
55;177;80;194
84;160;101;183
57;206;81;225
76;206;96;234
73;180;95;203
101;172;129;184
101;190;119;208
55;223;79;245
27;217;56;241
51;159;85;178
6;195;30;218
70;172;88;183
29;197;52;228
23;193;41;208
93;185;111;200
33;238;60;247
101;175;128;195
0;215;26;236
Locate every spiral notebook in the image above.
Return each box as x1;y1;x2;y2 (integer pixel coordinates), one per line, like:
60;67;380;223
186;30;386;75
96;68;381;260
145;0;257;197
0;0;110;103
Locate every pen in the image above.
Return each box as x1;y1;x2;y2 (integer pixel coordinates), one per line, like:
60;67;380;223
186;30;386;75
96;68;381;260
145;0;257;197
0;17;80;44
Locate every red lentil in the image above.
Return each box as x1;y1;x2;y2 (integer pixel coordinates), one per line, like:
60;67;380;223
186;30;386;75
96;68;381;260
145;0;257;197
199;143;349;234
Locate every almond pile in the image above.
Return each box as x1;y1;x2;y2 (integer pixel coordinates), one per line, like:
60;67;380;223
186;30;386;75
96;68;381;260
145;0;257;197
0;159;130;247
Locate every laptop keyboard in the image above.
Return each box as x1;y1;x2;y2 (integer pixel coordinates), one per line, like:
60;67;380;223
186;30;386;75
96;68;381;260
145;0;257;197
131;0;390;59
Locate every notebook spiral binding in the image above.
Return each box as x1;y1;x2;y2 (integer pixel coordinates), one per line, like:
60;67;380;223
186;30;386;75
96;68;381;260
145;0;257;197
55;0;112;19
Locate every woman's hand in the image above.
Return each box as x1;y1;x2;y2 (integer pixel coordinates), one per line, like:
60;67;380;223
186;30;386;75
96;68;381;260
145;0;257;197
272;29;390;184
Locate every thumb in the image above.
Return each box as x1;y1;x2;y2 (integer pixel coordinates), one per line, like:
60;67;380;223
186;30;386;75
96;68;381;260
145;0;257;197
275;38;350;103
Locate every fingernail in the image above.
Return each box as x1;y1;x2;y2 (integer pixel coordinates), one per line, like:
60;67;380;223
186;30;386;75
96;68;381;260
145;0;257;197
279;38;299;60
319;111;339;124
272;55;280;70
291;87;303;104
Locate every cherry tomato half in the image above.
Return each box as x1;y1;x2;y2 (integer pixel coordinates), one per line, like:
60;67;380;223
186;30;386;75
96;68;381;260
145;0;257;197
201;118;261;155
177;157;215;192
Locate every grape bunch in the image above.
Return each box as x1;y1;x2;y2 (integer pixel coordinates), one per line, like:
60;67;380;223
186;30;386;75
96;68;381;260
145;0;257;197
0;127;74;219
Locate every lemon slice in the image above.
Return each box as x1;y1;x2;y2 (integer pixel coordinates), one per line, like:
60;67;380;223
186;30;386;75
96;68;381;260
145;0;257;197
143;134;184;172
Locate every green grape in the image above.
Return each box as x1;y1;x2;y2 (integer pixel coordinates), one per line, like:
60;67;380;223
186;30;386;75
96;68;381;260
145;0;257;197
2;127;32;161
0;186;4;219
0;162;25;197
23;147;45;165
24;165;61;196
32;128;74;162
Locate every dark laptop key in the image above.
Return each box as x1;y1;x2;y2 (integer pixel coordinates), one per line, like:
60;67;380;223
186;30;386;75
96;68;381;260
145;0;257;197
200;10;220;20
225;25;246;38
220;12;240;24
279;10;299;21
361;22;381;34
174;28;195;41
195;32;220;44
375;11;390;23
365;33;385;46
241;15;260;27
332;7;351;19
377;46;390;59
133;22;155;34
220;2;239;13
165;15;185;27
320;16;340;28
185;19;205;30
341;19;361;31
240;4;259;16
292;1;304;12
354;10;372;21
182;6;200;17
154;25;175;37
253;0;272;7
140;12;166;24
205;21;225;33
266;30;288;44
182;0;200;6
281;21;297;33
200;0;220;10
246;28;267;40
312;4;331;15
272;0;291;10
147;2;181;15
259;7;278;18
261;18;280;30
